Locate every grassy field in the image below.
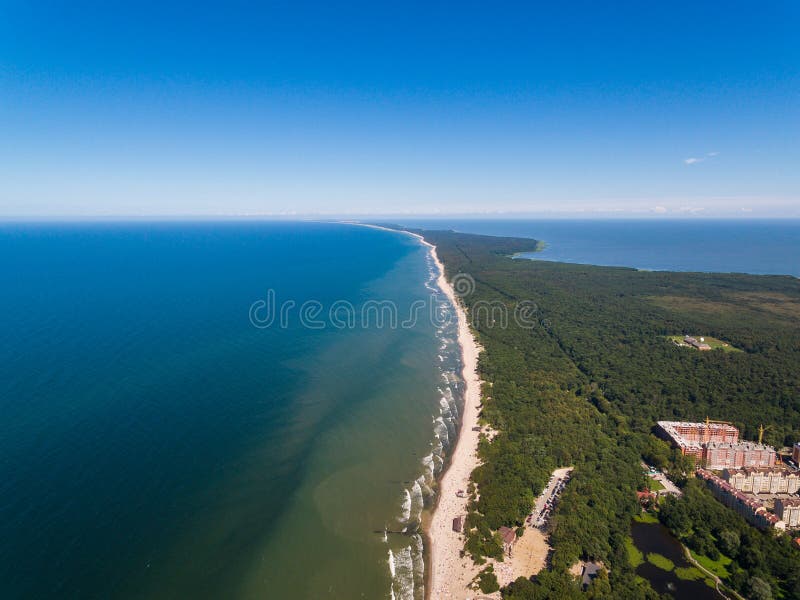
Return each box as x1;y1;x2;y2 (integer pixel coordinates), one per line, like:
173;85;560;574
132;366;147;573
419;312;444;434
652;292;800;325
675;566;716;589
691;550;733;579
674;566;703;581
646;476;665;491
633;512;660;524
625;536;644;568
666;334;743;352
647;552;675;571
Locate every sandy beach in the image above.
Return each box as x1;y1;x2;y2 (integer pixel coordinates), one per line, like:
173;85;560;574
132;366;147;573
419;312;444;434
353;223;489;598
424;242;488;600
403;228;552;599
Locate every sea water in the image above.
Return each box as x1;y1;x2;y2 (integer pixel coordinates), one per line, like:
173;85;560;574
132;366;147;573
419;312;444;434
398;218;800;276
0;221;462;599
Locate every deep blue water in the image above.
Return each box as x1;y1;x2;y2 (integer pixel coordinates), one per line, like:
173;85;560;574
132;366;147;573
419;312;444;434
397;219;800;276
0;222;458;599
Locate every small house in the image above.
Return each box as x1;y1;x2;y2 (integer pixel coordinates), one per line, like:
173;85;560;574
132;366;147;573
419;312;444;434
581;562;602;590
498;526;517;556
452;515;464;533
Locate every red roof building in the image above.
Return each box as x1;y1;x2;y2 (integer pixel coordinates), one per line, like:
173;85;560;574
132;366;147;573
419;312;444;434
697;469;786;531
658;421;776;469
498;526;517;556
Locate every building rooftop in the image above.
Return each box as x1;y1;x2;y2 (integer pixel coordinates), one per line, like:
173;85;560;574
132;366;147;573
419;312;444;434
706;441;774;451
452;515;464;532
726;466;793;476
498;526;517;545
657;420;740;449
581;562;602;588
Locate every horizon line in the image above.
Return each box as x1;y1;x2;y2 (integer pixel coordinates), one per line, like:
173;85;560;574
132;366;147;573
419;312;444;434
1;213;800;222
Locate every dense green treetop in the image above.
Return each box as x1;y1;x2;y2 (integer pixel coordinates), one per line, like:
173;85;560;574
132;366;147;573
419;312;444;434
405;227;800;599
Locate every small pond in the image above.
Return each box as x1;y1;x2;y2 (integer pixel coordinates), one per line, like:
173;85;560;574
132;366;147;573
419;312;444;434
630;521;720;599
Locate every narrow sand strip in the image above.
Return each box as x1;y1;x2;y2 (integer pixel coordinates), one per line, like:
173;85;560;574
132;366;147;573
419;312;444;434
351;223;486;599
424;242;486;600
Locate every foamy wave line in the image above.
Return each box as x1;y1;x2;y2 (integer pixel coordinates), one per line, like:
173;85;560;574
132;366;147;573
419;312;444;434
400;487;411;523
387;534;425;600
388;250;462;600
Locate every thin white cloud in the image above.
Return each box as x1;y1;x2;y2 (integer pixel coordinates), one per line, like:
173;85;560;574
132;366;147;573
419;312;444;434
683;151;719;165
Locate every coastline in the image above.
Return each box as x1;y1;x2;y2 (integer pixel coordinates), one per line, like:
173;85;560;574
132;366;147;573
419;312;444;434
424;239;485;600
352;222;485;599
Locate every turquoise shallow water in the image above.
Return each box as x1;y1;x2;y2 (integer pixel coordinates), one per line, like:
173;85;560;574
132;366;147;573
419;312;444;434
0;222;460;599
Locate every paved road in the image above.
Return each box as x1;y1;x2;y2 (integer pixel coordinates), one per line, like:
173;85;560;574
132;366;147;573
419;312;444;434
650;471;682;496
528;467;573;528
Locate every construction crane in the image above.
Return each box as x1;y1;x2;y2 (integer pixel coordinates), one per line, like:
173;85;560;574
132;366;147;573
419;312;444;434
758;424;774;445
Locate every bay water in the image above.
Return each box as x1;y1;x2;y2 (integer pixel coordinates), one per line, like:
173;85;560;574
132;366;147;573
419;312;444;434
398;218;800;276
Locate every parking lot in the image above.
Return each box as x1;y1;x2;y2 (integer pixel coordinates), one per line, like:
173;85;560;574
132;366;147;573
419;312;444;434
526;467;573;529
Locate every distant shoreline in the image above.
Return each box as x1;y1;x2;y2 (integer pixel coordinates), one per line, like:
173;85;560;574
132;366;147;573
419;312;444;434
410;219;799;277
510;239;547;258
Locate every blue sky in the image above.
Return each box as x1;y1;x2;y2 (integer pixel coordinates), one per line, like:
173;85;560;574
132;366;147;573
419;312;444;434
1;1;798;217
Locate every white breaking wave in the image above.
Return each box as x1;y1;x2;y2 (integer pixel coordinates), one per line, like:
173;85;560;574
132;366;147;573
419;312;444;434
417;474;433;503
434;416;450;448
433;453;444;473
387;536;425;600
388;260;462;600
411;534;425;600
410;479;424;523
439;395;452;415
400;488;411;523
421;453;435;483
390;546;415;600
388;548;396;578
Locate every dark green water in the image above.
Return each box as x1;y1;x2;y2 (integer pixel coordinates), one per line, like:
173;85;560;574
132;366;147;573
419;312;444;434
631;522;719;599
0;222;460;599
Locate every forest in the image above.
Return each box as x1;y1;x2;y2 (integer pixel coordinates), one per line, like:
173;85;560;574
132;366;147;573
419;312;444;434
407;227;800;599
